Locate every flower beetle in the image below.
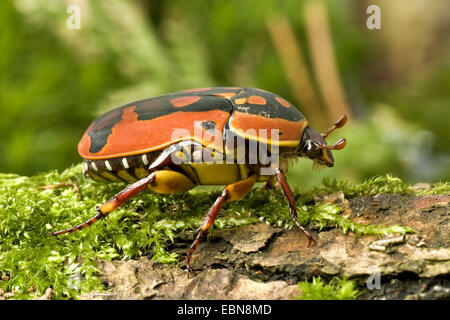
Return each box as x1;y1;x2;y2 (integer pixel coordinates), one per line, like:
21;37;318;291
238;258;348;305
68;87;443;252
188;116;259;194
49;87;347;271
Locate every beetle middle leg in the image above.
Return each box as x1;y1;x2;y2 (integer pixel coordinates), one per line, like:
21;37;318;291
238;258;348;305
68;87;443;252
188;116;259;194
187;174;257;273
261;175;278;190
273;167;316;247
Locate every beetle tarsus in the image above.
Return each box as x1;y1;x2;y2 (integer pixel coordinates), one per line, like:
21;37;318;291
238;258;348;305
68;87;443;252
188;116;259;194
186;188;230;273
274;167;316;246
186;229;206;276
307;237;316;248
48;208;104;237
289;205;316;246
48;174;155;237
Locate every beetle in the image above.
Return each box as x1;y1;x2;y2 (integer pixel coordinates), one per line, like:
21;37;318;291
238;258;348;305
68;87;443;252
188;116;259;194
49;87;347;272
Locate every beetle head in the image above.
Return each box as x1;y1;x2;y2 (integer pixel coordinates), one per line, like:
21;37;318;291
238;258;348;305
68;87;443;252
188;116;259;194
298;115;347;167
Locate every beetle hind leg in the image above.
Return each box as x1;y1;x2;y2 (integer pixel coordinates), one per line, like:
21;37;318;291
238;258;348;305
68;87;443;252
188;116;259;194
49;170;195;237
48;173;156;236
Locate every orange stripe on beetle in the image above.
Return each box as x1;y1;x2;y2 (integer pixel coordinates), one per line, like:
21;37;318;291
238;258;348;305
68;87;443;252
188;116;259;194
213;92;237;98
170;96;201;107
275;97;291;108
229;111;308;145
247;96;267;105
79;108;230;159
234;97;248;104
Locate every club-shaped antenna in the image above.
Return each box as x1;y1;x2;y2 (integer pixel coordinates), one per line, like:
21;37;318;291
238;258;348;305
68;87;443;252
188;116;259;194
321;114;347;151
322;114;347;139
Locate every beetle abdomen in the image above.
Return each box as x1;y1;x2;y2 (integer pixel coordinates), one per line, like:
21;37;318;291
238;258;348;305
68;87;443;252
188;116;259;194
82;151;160;183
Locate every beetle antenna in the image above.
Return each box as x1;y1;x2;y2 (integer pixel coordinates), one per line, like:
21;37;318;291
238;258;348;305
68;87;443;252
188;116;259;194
322;114;347;139
319;137;346;152
325;138;346;150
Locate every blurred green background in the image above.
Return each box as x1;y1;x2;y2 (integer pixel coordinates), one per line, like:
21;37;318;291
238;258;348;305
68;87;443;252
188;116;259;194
1;0;449;190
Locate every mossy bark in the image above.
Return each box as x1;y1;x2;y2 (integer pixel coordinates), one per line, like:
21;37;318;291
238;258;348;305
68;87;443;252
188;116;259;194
0;166;448;300
80;192;450;300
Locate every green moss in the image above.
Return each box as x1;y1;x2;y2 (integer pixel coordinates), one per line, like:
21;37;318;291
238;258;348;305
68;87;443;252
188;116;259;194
0;167;444;299
415;181;450;196
311;174;413;198
311;174;449;198
297;276;362;300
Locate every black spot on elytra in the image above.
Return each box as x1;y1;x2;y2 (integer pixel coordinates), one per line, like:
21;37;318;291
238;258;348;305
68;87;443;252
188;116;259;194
231;88;304;122
134;95;231;121
86;93;233;154
201;121;216;132
88;108;123;153
85;87;304;155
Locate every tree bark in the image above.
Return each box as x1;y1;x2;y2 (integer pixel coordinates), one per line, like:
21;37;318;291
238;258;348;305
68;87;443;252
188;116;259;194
81;193;450;300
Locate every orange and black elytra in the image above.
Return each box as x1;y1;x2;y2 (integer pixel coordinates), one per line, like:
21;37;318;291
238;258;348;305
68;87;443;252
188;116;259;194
48;87;348;272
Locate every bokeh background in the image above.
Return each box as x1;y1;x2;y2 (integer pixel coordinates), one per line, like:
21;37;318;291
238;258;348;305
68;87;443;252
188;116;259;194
1;0;449;190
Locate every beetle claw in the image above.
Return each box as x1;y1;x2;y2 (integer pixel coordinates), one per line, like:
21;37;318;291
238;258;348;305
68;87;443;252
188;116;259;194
186;265;196;279
307;237;316;248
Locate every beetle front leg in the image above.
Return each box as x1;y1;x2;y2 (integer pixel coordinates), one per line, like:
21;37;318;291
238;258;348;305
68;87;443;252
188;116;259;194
273;167;316;247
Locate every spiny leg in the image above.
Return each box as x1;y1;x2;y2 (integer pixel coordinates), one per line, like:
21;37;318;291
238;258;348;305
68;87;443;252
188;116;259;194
38;182;82;200
186;175;257;273
48;174;155;236
186;188;228;273
273;167;315;247
48;169;195;237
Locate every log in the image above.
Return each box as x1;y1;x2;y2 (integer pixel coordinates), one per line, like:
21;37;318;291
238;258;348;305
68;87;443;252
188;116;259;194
80;192;450;300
